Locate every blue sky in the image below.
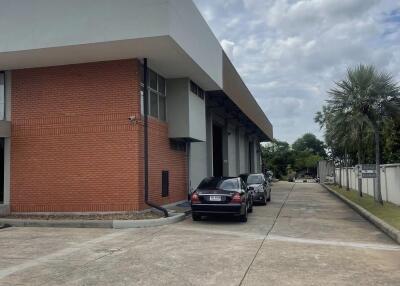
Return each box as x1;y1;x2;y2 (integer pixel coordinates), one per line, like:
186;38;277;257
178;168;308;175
193;0;400;143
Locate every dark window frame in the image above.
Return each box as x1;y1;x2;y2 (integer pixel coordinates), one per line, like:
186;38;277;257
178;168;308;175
140;67;167;122
190;80;205;100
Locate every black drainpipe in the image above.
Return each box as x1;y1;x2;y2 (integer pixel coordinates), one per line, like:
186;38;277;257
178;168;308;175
143;58;169;218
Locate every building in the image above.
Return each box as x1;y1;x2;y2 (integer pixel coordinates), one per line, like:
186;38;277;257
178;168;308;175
0;0;273;214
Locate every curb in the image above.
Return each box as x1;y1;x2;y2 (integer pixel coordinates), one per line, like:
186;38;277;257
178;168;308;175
321;183;400;244
0;213;186;229
113;213;186;229
0;218;113;228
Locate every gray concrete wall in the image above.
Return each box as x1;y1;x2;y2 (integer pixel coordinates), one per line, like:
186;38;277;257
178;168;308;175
335;164;400;205
166;78;189;139
206;110;213;177
238;129;247;174
166;78;205;142
318;160;335;183
188;89;206;141
228;125;237;176
189;142;207;191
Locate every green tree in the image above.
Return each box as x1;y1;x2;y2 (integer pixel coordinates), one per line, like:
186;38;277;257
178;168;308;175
262;140;294;179
292;133;327;158
320;64;400;203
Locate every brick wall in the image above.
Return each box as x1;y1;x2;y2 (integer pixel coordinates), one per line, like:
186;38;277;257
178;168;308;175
10;59;187;212
138;119;188;209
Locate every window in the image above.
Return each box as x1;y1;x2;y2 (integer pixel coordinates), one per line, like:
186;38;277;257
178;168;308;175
159;96;166;121
140;67;167;121
198;177;239;191
0;72;4;120
190;80;204;100
150;91;158;118
170;139;186;152
247;174;264;185
190;80;197;94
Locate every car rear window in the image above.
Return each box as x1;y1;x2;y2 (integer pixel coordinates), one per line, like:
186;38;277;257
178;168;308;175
247;174;264;185
198;178;239;191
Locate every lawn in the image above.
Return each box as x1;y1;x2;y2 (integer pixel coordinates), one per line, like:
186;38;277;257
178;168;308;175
331;185;400;230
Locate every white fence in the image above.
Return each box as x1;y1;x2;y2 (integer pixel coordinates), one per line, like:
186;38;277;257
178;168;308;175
335;164;400;205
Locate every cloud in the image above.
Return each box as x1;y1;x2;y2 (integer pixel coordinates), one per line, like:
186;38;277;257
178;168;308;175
194;0;400;143
220;39;236;58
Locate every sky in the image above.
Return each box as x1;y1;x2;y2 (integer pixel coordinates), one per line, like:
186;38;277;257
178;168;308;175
193;0;400;144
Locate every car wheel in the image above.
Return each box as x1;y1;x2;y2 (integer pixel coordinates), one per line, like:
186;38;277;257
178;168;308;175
267;192;271;202
192;213;201;221
262;195;267;205
239;206;248;222
248;201;253;213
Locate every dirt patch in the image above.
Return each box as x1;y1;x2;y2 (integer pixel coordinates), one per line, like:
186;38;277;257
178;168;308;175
2;212;163;221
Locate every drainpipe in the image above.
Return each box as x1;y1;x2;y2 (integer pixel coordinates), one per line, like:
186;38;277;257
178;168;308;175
143;58;169;218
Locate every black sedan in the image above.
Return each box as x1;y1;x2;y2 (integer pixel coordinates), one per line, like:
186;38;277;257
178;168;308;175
191;177;252;222
246;173;271;205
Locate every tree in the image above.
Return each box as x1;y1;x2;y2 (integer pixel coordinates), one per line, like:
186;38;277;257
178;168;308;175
292;133;327;158
321;64;400;203
262;140;294;179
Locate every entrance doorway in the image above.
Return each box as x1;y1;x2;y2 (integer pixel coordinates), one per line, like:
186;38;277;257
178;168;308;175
212;124;223;177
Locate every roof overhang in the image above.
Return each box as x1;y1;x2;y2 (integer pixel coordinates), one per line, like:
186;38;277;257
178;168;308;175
222;53;273;141
0;0;273;141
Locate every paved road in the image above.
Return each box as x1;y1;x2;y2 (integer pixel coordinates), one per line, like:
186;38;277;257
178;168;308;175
0;182;399;285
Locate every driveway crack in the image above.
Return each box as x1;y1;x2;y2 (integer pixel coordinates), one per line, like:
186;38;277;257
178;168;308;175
238;183;296;286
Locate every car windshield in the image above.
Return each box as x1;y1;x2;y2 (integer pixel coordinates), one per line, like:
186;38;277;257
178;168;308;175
247;174;264;185
198;178;239;191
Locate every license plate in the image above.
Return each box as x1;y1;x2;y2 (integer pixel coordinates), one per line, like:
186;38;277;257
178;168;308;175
209;196;222;201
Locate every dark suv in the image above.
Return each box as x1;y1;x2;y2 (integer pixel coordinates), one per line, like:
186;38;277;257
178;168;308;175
246;173;271;205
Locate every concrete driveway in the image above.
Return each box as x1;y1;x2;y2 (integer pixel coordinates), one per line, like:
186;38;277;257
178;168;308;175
0;182;399;286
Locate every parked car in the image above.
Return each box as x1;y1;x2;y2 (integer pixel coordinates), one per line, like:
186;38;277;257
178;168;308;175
191;177;253;222
246;173;271;205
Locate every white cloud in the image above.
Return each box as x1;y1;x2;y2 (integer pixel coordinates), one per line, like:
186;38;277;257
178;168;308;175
194;0;400;143
220;39;236;58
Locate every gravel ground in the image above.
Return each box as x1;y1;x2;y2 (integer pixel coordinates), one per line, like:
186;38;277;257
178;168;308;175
1;212;162;221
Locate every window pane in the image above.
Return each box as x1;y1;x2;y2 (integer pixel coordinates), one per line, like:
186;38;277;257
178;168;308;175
150;91;158;118
159;95;166;121
158;76;166;95
140;86;144;115
149;70;158;90
190;81;197;94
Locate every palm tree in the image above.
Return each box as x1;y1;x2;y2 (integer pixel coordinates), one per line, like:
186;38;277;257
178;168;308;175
327;65;400;204
315;105;359;190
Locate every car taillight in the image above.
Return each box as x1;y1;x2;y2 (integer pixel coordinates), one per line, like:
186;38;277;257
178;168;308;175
231;193;242;203
191;192;201;204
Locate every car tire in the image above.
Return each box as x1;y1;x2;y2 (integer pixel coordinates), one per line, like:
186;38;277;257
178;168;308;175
239;206;248;222
267;193;271;202
192;213;201;221
262;195;267;205
248;202;253;213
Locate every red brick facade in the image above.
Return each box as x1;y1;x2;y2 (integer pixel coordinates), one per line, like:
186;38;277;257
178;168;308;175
10;60;187;213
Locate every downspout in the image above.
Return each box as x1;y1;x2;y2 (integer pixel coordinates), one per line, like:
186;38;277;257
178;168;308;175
143;58;169;217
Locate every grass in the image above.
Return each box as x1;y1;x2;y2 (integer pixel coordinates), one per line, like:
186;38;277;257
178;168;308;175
330;185;400;230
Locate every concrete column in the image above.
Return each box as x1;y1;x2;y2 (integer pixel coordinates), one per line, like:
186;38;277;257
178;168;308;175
227;124;237;176
222;120;229;177
235;126;240;175
206;109;213;177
